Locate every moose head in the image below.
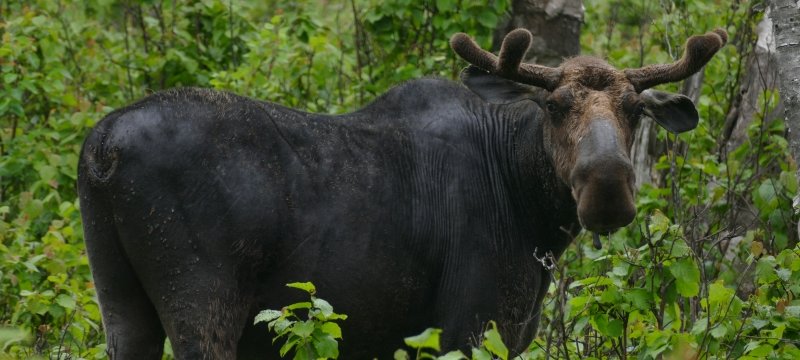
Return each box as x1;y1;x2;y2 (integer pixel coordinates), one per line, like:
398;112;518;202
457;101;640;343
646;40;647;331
451;28;727;235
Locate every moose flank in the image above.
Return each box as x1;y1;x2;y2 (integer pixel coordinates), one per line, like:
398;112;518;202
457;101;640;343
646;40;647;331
78;28;727;359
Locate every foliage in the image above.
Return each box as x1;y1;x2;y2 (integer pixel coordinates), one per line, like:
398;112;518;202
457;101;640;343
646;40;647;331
254;282;347;360
1;0;796;359
391;321;509;360
531;1;800;358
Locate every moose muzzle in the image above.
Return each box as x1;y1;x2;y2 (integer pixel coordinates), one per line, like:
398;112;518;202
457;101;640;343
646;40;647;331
570;120;636;233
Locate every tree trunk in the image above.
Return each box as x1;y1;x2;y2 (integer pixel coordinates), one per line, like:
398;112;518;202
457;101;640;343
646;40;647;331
493;0;583;65
769;0;800;237
722;8;783;152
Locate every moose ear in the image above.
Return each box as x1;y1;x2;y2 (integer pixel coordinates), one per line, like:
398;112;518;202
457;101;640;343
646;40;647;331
641;89;699;133
460;65;539;104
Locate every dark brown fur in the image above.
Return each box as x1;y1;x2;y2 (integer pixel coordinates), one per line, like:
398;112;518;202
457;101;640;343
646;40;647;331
452;28;726;232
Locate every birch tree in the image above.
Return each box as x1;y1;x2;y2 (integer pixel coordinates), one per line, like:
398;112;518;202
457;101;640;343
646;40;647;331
769;0;800;236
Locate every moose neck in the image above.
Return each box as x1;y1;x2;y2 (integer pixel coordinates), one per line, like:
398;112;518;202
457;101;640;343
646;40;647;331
501;103;579;257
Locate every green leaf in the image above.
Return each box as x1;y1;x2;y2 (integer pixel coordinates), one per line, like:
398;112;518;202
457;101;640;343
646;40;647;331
312;332;339;359
649;210;671;234
320;322;342;339
285;301;312;311
470;348;492;360
271;318;294;335
669;257;700;297
404;328;442;351
776;268;791;282
293;344;314;360
0;327;28;345
254;309;282;325
744;341;773;357
482;322;508;360
624;289;652;311
599;286;621;304
313;298;334;318
710;324;728;339
286;282;316;294
55;294;76;310
591;314;623;337
435;0;456;11
280;335;301;357
292;320;315;338
707;281;734;309
394;349;410;360
691;318;709;335
611;262;629;277
438;350;467;360
476;11;498;28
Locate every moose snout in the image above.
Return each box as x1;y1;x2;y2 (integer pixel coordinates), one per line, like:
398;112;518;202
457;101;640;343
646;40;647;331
570;120;637;233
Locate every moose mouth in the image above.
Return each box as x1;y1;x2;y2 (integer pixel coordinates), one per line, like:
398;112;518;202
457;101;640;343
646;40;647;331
579;187;635;249
573;184;636;231
571;164;637;245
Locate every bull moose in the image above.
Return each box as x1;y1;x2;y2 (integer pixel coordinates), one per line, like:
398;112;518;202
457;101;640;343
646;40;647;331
78;28;727;359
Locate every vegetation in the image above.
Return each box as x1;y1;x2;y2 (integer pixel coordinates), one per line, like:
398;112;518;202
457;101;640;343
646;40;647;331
254;282;347;360
1;0;796;359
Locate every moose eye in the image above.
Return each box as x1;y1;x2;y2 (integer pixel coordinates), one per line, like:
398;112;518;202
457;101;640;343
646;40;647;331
626;103;645;128
546;101;560;115
633;103;645;118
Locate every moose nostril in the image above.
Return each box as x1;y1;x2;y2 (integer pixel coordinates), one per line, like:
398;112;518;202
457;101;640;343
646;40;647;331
571;157;633;192
571;158;636;232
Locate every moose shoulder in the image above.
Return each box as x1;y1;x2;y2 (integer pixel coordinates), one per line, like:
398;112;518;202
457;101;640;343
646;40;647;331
78;28;726;359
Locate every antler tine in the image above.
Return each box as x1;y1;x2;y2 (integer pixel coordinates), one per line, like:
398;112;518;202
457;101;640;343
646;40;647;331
497;28;533;75
625;29;728;93
451;29;561;91
450;32;500;73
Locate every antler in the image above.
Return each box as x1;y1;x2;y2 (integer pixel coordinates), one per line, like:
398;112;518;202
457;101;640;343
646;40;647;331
450;28;561;91
624;29;728;93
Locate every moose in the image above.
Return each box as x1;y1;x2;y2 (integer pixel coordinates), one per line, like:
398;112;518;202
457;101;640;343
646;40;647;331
78;28;727;359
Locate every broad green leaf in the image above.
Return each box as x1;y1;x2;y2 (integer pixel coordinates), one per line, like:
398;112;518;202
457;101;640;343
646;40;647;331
707;281;734;309
271;318;294;338
471;348;492;360
0;327;28;345
438;350;467;360
394;349;410;360
591;314;623;337
280;335;301;357
293;344;314;360
292;320;315;338
435;0;456;11
404;328;442;351
254;309;282;325
312;332;339;359
599;286;621;304
669;257;700;297
55;294;76;310
624;289;652;311
643;329;671;358
286;302;312;311
477;11;498;28
286;282;316;294
313;298;334;318
744;341;773;357
321;322;342;339
482;323;508;360
710;324;728;339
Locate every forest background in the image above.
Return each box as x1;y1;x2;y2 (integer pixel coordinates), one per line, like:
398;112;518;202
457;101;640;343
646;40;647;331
1;0;799;359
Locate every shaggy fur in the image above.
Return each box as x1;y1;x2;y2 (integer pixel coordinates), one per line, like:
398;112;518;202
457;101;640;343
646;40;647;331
453;28;725;231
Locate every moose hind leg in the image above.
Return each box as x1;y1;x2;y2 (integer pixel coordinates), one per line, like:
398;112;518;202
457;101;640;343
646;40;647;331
81;194;165;359
154;276;251;359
